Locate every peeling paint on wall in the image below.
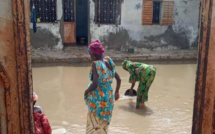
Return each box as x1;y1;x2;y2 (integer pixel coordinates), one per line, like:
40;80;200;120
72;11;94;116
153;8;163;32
172;0;200;46
30;0;63;50
57;0;63;20
89;0;200;51
30;0;200;52
30;23;63;50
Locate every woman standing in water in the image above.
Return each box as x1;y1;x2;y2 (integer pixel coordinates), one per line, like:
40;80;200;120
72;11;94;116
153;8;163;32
122;60;156;109
84;40;121;134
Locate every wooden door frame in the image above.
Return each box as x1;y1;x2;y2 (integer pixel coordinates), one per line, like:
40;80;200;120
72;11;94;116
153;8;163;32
0;0;34;133
192;0;215;133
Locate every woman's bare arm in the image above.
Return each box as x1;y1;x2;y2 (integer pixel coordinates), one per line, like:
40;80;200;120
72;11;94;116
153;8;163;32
115;72;121;93
114;72;121;101
130;83;135;90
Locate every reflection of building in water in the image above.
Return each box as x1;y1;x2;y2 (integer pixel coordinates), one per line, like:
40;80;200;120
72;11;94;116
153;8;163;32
30;0;200;54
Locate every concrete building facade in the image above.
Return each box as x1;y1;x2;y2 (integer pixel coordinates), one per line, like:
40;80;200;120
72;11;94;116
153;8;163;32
30;0;200;53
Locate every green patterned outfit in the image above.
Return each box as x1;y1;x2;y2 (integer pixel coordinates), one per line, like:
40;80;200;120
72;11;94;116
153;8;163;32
122;60;156;105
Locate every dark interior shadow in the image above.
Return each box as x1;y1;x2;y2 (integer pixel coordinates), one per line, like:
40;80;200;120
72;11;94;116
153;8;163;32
118;99;154;116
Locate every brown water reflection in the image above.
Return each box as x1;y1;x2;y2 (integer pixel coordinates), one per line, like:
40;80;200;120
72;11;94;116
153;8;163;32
33;64;196;134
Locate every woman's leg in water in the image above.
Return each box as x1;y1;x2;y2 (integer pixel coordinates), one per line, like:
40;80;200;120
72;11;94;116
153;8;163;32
136;68;156;109
136;81;145;109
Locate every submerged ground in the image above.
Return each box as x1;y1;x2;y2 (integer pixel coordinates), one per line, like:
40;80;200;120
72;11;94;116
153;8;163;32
33;63;196;134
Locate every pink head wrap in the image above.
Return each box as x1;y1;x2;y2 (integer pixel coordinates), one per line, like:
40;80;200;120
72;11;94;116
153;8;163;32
88;40;105;56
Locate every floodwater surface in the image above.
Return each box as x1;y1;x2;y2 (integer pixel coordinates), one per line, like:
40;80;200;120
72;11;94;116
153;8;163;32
33;64;196;134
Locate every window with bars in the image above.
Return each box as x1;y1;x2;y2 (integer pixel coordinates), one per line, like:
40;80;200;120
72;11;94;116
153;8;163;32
64;0;75;22
30;0;57;22
94;0;122;25
142;0;174;25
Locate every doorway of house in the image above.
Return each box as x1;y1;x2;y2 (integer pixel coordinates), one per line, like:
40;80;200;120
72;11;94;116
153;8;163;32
76;0;88;45
63;0;88;46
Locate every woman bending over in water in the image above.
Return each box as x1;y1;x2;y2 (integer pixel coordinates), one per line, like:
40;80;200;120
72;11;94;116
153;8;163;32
122;60;156;109
84;40;121;134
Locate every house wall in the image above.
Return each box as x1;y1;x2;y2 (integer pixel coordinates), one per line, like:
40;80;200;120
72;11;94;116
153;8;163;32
89;0;200;52
30;0;200;52
30;0;64;50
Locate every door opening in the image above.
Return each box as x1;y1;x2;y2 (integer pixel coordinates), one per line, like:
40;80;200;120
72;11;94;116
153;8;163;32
76;0;88;45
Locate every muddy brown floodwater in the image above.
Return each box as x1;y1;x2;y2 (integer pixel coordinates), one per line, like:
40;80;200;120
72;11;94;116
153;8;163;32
33;64;196;134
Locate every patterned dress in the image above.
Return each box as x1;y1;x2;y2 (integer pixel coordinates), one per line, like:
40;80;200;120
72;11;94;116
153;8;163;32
85;57;116;126
122;60;156;105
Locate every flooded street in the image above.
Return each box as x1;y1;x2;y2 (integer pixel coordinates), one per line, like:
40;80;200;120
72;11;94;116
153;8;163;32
33;64;196;134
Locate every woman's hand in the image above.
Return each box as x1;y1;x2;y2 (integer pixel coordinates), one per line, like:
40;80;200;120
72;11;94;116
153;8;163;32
129;89;134;96
114;92;120;101
129;83;135;96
